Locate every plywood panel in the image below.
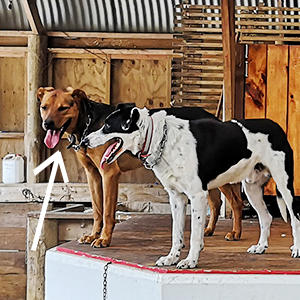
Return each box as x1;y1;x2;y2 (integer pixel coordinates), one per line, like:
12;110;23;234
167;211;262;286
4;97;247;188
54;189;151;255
288;46;300;195
265;45;289;195
245;44;267;118
52;57;110;104
111;59;171;109
0;138;24;183
266;45;288;131
0;57;26;131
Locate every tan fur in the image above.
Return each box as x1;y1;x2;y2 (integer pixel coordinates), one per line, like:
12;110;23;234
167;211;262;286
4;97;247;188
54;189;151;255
37;87;244;247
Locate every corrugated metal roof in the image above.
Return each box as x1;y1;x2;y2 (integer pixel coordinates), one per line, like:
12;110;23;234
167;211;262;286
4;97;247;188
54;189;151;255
0;0;177;32
0;0;299;33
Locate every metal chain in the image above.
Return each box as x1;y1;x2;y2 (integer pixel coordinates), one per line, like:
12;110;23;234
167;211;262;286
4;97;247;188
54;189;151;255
143;121;168;170
103;261;112;300
22;188;44;202
67;115;92;151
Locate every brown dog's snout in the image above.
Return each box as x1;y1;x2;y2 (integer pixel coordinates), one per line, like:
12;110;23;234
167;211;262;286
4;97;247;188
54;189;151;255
43;119;55;130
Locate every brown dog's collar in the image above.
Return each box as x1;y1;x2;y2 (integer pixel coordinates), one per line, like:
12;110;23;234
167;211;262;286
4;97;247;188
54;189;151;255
67;115;92;151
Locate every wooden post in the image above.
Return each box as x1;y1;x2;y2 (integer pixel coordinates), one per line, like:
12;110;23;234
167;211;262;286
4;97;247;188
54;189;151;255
221;0;235;120
27;216;57;300
234;44;245;119
25;34;47;183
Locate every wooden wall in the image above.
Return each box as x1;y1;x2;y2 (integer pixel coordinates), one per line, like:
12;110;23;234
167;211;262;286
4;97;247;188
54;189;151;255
0;57;26;182
47;52;171;183
245;44;300;195
0;203;42;300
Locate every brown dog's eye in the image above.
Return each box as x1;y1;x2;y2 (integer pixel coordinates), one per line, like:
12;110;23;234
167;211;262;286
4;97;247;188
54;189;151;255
58;106;69;112
41;105;47;111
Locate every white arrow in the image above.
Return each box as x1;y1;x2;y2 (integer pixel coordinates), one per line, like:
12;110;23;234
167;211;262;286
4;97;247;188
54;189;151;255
31;151;69;251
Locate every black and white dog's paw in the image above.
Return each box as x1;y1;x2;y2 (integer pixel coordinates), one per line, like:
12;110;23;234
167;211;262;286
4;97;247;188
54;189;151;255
290;245;300;258
156;254;180;267
247;244;268;254
176;258;197;269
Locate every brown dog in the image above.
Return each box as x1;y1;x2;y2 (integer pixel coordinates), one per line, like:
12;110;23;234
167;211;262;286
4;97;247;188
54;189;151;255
37;87;243;247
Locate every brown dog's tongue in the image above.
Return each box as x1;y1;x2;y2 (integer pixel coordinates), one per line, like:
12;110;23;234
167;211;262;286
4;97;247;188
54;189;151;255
44;130;60;149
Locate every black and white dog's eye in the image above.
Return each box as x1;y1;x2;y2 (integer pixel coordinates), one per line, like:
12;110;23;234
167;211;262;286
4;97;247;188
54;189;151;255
104;123;111;130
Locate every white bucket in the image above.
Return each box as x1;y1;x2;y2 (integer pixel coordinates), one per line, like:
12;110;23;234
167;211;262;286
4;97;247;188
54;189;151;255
2;154;25;184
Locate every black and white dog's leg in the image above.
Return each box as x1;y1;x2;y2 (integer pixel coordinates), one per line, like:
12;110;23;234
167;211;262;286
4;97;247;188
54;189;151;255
156;189;186;266
242;180;272;254
270;167;300;258
176;191;208;269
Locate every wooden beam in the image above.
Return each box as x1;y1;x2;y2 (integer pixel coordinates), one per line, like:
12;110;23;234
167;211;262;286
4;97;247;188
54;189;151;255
48;48;175;60
21;0;45;35
26;217;58;300
25;35;47;183
47;32;173;39
221;0;235;120
0;47;27;57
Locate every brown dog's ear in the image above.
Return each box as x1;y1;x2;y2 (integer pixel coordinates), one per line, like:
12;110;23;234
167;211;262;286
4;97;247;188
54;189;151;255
37;87;55;102
71;89;87;101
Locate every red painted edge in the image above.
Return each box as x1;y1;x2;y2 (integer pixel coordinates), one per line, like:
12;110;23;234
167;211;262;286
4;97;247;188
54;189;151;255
56;247;300;275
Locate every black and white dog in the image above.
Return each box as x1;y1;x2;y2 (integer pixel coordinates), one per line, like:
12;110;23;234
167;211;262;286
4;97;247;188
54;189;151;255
85;106;300;269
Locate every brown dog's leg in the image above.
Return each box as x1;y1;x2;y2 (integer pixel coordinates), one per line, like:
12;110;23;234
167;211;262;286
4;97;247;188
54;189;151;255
76;152;104;244
205;188;222;236
219;183;243;241
92;162;121;248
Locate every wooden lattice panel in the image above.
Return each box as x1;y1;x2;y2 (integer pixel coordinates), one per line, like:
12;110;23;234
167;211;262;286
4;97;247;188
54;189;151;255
172;3;223;114
172;3;300;112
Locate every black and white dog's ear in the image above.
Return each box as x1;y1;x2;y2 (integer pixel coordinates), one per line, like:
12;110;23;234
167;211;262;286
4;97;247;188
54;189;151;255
121;108;139;131
116;103;136;111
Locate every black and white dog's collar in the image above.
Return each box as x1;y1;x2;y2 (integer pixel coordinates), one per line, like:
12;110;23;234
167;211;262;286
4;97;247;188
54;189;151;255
138;118;168;170
137;116;154;160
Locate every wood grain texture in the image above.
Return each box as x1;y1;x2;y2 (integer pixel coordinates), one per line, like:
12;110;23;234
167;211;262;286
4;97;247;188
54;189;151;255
0;227;26;251
111;59;171;109
0;57;26;131
25;34;48;183
0;203;42;227
61;215;300;272
265;45;289;195
52;57;110;104
288;46;300;195
27;218;58;300
221;0;235;120
266;45;288;132
245;44;267;119
0;274;26;300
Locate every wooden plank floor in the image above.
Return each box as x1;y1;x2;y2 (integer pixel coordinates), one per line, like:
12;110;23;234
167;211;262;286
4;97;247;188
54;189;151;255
60;215;300;272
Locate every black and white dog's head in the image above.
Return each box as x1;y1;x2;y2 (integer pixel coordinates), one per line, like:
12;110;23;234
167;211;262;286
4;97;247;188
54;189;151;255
85;104;152;168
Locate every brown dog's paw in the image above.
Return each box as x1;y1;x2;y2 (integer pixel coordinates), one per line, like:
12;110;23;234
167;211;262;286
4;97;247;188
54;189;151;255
91;237;111;248
225;231;241;241
78;233;99;244
204;227;214;237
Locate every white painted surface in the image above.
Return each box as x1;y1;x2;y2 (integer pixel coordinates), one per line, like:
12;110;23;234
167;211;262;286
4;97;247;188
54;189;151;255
45;248;300;300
